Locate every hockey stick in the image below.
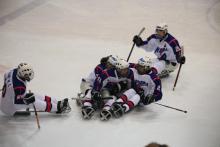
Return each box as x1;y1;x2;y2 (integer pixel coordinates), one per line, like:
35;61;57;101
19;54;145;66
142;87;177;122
153;102;187;113
28;90;40;129
127;27;145;62
172;63;182;91
69;96;113;101
173;46;184;91
33;103;40;129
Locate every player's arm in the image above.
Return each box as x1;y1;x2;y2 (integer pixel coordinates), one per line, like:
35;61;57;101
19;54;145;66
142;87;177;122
13;85;26;104
92;70;109;92
152;77;162;101
170;39;185;64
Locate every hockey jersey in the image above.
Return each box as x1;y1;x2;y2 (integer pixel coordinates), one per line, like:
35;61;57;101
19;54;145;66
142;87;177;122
131;68;162;102
141;33;182;63
83;63;107;86
93;68;134;92
2;69;27;104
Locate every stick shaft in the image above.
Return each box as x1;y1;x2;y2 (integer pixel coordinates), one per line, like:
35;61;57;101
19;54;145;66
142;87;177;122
154;102;187;113
33;103;40;129
173;46;184;91
127;27;145;62
173;63;182;91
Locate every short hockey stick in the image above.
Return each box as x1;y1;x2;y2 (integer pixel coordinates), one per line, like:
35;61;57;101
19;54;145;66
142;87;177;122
127;27;145;62
172;63;183;91
173;46;185;91
153;102;187;113
29;90;40;129
33;103;40;129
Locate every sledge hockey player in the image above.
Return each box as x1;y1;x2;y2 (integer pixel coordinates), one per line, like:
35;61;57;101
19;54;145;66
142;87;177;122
79;55;118;96
78;55;118;105
0;63;71;116
81;59;134;121
133;23;186;78
111;56;162;118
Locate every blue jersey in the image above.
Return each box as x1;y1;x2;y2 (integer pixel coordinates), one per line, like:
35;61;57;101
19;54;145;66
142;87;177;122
93;68;135;92
141;33;182;63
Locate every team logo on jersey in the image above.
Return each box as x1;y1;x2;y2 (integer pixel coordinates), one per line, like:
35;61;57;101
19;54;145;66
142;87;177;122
155;44;168;55
135;80;148;87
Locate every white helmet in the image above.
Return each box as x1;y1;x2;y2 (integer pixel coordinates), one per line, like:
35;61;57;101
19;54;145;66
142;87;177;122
107;55;118;66
17;63;34;81
115;59;129;70
156;23;168;33
138;57;152;67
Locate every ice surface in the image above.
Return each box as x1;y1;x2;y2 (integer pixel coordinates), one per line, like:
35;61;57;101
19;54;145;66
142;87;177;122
0;0;220;147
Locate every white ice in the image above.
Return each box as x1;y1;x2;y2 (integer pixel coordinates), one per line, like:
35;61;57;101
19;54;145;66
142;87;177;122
0;0;220;147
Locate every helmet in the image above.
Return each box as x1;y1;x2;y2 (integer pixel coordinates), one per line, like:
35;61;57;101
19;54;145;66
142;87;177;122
156;23;168;33
138;57;152;67
107;55;118;66
17;63;34;81
115;59;129;70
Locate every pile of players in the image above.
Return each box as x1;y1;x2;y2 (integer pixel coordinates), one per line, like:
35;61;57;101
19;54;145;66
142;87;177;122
78;55;161;121
78;22;186;121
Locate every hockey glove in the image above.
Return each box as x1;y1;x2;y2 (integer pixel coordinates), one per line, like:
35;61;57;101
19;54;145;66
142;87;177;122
142;94;155;105
110;83;121;95
119;81;128;91
23;92;35;105
91;91;102;109
100;56;110;64
177;56;186;64
133;35;144;47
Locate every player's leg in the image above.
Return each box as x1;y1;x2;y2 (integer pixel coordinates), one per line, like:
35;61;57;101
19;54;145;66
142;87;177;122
81;91;95;119
100;90;116;121
151;58;166;75
33;94;71;114
111;88;137;118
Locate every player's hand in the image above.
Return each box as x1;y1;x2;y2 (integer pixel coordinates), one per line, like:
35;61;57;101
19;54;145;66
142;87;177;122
23;92;35;105
142;94;155;105
91;91;101;102
178;56;186;64
133;35;144;47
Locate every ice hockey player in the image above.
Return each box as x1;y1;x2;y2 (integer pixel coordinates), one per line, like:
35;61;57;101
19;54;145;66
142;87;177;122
78;55;118;101
81;59;134;121
111;56;162;118
0;63;71;116
133;23;186;78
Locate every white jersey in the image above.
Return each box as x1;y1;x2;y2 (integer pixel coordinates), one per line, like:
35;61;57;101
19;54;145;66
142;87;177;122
93;68;134;92
1;69;60;116
141;33;181;63
131;68;155;97
1;69;27;115
84;71;96;86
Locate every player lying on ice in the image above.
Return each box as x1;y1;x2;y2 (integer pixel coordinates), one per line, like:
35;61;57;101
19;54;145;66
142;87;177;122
0;63;71;116
133;23;186;78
